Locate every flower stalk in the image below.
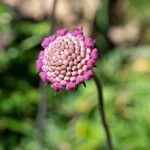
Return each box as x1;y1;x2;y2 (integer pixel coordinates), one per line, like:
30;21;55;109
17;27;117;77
94;74;113;150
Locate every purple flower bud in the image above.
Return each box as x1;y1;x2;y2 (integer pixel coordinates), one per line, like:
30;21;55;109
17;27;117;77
57;28;68;36
87;59;95;68
51;82;63;91
36;28;99;91
91;48;98;60
72;28;83;36
76;76;84;84
36;59;43;71
48;35;56;42
39;72;47;81
41;38;50;48
38;51;44;59
84;37;94;48
66;82;76;91
83;70;94;80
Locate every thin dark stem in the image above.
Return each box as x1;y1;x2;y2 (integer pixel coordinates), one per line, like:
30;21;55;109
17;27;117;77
94;74;113;150
36;0;58;149
50;0;58;32
36;81;47;149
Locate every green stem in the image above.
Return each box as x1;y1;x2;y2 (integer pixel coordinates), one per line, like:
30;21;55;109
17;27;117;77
94;74;113;150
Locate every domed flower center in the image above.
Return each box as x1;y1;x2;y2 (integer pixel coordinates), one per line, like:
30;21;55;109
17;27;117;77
43;33;89;85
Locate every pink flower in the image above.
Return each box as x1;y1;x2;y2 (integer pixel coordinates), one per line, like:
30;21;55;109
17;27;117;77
36;28;99;91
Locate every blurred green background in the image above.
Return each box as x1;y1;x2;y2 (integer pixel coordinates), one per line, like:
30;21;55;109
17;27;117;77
0;0;150;150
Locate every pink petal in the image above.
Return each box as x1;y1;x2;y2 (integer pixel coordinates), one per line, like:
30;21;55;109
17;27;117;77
72;28;83;36
84;37;94;48
57;28;68;36
76;76;84;84
36;59;43;71
51;82;63;91
39;72;47;81
38;51;44;59
66;82;77;91
47;77;55;83
87;59;95;68
83;70;94;80
91;48;98;60
41;38;50;48
48;35;56;42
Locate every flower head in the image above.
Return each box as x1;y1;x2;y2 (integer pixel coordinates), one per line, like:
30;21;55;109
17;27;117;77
36;28;99;91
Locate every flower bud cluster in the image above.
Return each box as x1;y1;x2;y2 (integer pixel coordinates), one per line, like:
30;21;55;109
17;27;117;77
36;28;99;91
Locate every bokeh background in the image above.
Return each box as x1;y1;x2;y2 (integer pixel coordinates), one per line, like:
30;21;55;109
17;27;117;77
0;0;150;150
